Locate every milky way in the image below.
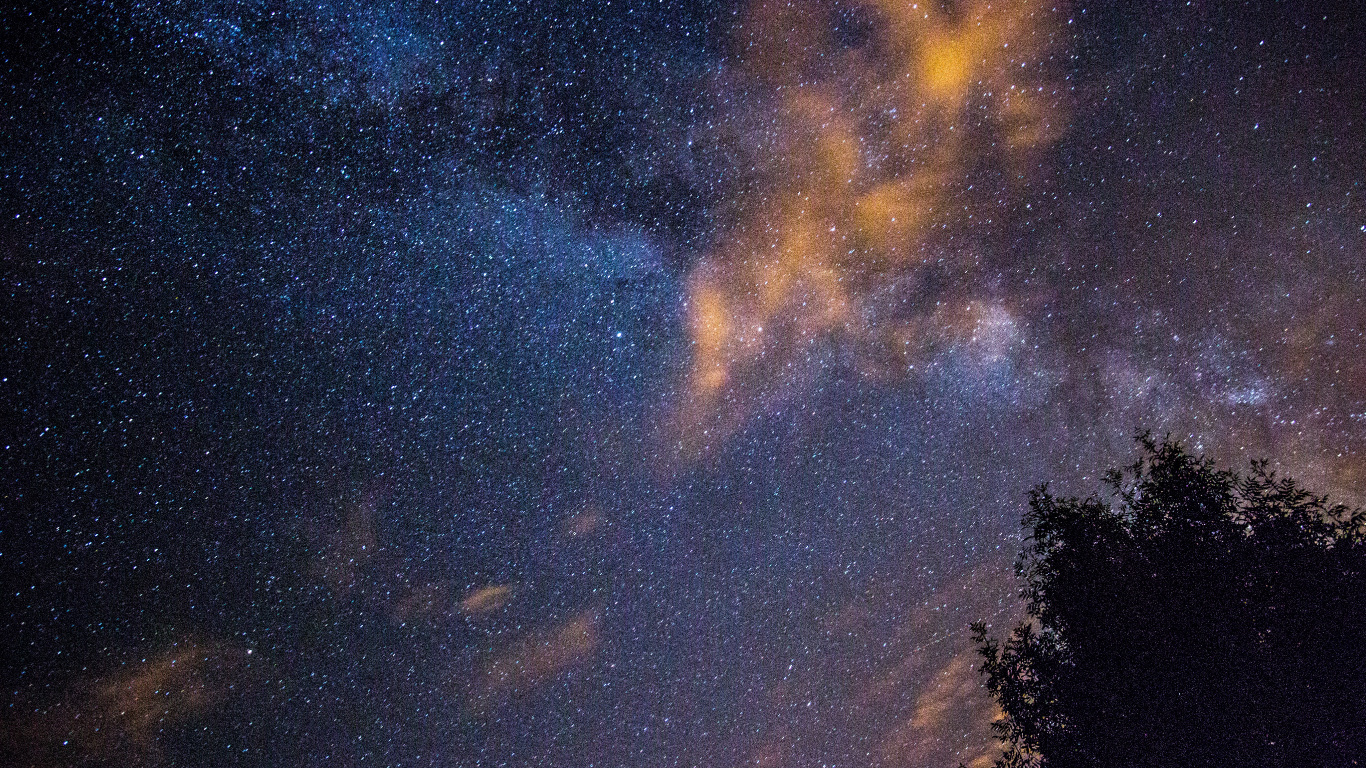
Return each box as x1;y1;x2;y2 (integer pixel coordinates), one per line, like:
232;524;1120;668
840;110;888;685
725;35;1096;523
3;1;1364;766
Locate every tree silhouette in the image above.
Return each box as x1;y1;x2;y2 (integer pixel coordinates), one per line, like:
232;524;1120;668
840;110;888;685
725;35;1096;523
972;436;1366;768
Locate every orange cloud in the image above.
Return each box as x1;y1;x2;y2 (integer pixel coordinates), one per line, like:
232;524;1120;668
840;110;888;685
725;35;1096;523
5;639;252;766
459;583;516;615
674;0;1066;459
879;648;1003;768
467;609;601;714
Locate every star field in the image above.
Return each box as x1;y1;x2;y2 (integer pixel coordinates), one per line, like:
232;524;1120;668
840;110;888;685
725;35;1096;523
2;1;1364;766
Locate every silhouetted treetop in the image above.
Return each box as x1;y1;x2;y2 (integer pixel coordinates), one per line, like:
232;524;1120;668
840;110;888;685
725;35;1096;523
973;435;1366;768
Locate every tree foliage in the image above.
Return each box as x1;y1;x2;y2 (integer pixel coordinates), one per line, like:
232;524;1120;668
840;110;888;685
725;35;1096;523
973;436;1366;767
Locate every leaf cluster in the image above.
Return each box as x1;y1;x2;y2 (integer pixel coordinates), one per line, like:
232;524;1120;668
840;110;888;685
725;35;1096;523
973;436;1366;767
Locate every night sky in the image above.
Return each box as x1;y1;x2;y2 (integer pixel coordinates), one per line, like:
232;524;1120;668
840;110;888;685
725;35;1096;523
2;1;1364;766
